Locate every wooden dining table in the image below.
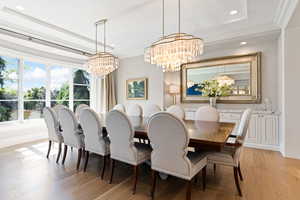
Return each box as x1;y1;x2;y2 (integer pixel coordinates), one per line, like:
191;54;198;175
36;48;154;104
98;114;236;152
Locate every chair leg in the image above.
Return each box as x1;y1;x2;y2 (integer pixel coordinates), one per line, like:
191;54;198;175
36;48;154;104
83;151;89;172
233;167;243;197
150;170;157;200
56;143;62;163
46;140;52;158
213;163;217;175
202;166;207;191
109;159;115;184
100;155;107;179
133;165;139;194
186;180;192;200
238;162;244;181
62;145;68;164
76;148;82;170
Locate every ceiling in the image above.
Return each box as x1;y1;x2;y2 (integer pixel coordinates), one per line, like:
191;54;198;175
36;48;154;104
0;0;286;62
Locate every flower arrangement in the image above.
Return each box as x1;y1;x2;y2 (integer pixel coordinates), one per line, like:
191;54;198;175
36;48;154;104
200;80;232;97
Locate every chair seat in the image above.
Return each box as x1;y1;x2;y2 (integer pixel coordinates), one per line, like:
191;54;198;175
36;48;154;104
187;151;207;178
134;142;152;164
207;146;241;167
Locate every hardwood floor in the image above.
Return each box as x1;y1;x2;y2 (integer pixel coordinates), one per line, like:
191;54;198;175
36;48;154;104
0;141;300;200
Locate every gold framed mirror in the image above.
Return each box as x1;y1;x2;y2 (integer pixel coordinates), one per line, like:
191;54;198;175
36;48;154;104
181;52;261;104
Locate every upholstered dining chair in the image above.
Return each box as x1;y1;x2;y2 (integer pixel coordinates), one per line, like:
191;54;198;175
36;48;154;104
148;112;207;200
127;104;142;116
79;108;110;179
143;104;161;117
58;107;85;170
52;104;68;120
207;108;252;197
75;104;89;119
113;104;126;112
166;105;185;120
106;110;151;194
195;106;219;121
43;107;64;163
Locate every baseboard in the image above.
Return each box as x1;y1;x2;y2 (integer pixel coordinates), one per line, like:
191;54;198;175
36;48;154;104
244;143;280;151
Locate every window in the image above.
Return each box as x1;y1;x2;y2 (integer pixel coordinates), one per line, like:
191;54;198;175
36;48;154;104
73;69;90;111
0;56;91;123
0;56;19;122
50;66;71;107
23;61;46;119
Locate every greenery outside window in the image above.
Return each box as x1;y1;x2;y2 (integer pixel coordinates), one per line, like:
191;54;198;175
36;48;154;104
73;69;90;111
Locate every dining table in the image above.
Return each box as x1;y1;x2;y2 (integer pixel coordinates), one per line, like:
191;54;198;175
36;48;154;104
97;114;236;152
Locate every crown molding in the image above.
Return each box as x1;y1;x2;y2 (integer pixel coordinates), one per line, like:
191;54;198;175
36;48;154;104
0;38;86;67
273;0;299;28
1;6;113;50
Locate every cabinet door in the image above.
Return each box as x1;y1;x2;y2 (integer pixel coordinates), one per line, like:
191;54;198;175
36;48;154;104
246;115;259;144
261;115;279;145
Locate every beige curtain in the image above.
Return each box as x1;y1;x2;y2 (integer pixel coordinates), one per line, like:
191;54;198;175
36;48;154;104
103;72;117;112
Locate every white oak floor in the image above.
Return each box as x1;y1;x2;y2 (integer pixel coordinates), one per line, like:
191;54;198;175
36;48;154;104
0;141;300;200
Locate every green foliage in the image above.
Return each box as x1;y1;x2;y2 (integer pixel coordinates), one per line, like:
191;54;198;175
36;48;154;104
0;56;6;88
74;69;89;85
200;80;232;97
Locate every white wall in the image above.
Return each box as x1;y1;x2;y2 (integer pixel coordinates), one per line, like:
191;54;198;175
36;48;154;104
164;37;280;111
282;2;300;158
116;55;164;110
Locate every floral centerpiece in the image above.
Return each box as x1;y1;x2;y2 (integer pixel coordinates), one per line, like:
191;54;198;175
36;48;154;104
199;80;232;107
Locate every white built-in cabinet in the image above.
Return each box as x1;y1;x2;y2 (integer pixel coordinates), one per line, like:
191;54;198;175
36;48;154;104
185;109;280;151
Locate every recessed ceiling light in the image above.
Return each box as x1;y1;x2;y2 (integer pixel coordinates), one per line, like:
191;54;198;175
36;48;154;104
240;41;247;46
16;5;24;11
230;10;238;15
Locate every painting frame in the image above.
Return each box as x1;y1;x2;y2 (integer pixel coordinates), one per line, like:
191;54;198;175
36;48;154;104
180;52;262;104
126;77;148;100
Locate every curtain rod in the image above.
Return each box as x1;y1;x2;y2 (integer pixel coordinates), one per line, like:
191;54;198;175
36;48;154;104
0;27;93;57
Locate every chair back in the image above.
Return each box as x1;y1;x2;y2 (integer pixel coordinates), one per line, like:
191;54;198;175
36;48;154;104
127;104;142;116
43;107;62;142
143;104;161;117
52;104;68;119
106;110;138;163
195;106;219;122
58;107;83;148
80;108;107;155
236;109;252;145
113;104;126;112
75;104;89;119
166;105;185;119
148;112;192;177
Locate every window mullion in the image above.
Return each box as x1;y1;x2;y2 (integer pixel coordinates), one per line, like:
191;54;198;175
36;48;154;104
46;65;51;107
18;58;24;122
69;68;74;111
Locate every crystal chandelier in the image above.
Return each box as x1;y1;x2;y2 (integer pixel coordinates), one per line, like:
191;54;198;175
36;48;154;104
88;19;118;77
145;0;204;72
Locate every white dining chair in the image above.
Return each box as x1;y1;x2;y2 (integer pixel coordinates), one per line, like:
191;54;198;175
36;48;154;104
207;108;252;197
148;112;207;200
113;104;126;112
106;110;151;194
127;104;142;116
143;104;161;117
43;107;64;163
195;106;219;121
79;108;110;179
166;105;185;119
52;104;68;119
75;104;89;119
58;107;85;170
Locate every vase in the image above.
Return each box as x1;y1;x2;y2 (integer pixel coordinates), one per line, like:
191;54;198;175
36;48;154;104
209;97;217;108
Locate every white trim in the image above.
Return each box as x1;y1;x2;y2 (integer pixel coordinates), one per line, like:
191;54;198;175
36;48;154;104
244;143;280;152
1;7;113;50
0;39;87;68
18;58;24;122
273;0;299;28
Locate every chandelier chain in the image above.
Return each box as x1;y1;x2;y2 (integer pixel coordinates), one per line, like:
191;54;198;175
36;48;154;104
178;0;180;33
162;0;164;37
